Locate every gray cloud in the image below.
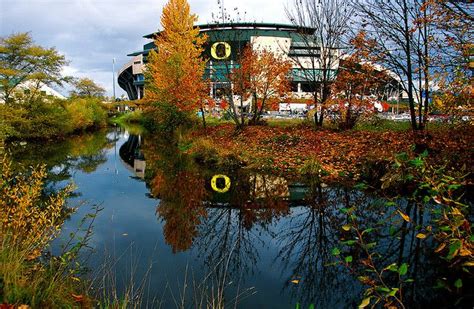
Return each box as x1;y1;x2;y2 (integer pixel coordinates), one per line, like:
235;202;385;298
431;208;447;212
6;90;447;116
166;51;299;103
0;0;288;97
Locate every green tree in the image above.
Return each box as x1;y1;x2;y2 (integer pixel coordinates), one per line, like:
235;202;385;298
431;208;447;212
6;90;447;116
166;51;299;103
0;33;70;104
69;77;106;98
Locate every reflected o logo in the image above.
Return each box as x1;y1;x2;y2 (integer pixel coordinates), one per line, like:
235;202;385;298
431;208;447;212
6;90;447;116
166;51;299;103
211;42;231;60
211;174;231;193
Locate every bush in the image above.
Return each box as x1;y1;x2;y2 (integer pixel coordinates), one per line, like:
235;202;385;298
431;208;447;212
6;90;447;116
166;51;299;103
0;156;86;308
145;102;196;134
0;95;107;141
65;97;107;131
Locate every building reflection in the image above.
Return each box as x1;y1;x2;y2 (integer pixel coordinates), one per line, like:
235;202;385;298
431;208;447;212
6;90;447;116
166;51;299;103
119;133;146;179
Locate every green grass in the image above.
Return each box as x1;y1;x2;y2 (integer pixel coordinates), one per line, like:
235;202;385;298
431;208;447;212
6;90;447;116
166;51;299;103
354;119;458;132
267;118;305;128
204;116;233;126
110;110;144;126
0;238;87;308
354;119;412;132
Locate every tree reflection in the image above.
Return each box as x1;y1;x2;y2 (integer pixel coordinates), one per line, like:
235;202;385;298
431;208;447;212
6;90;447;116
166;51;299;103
275;181;366;308
152;170;208;253
194;171;291;304
6;129;114;199
143;134;209;253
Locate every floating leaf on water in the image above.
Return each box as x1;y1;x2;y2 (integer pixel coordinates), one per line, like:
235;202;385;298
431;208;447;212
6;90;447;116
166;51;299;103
291;279;300;284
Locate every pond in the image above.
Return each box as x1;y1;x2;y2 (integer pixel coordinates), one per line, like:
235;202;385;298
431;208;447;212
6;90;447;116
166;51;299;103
7;127;471;308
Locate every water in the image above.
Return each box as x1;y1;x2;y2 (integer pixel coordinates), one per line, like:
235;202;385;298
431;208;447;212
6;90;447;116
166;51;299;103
7;127;470;308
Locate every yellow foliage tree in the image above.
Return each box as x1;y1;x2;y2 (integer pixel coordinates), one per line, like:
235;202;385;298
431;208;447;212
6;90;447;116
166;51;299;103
146;0;208;123
0;156;73;250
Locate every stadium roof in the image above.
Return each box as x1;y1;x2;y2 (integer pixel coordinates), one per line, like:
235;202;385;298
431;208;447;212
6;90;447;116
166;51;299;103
143;22;316;39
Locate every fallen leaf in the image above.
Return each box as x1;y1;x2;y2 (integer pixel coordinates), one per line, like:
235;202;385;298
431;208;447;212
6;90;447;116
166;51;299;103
71;294;84;302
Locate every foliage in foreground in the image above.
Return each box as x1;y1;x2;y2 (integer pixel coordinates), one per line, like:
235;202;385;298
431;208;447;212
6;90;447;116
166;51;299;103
333;150;473;308
0;156;87;307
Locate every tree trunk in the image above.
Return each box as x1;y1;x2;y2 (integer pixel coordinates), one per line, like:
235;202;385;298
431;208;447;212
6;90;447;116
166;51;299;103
422;10;430;129
250;93;258;124
403;0;419;131
200;107;206;129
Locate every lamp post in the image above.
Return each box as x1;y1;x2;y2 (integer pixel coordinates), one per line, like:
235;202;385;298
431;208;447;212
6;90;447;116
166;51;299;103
112;58;116;101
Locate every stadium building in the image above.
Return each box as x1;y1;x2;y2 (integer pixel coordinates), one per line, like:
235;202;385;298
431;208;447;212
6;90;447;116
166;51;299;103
118;22;339;103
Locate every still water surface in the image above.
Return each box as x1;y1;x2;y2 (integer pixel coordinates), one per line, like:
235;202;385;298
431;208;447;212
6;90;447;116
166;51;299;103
8;127;463;308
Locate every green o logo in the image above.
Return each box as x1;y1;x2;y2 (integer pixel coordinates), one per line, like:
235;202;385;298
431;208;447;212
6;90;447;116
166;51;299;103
211;42;231;60
211;174;231;193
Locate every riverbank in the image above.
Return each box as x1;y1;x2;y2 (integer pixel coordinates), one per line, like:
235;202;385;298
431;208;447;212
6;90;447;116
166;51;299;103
187;122;473;182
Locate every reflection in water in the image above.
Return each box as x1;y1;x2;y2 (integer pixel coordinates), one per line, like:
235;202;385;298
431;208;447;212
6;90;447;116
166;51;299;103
10;128;467;308
119;134;146;179
276;184;351;308
142;134;208;254
7;130;113;192
136;131;471;307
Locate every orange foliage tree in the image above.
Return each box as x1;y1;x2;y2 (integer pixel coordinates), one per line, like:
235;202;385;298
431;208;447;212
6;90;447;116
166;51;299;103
331;52;393;129
145;0;208;127
423;0;473;114
231;45;292;125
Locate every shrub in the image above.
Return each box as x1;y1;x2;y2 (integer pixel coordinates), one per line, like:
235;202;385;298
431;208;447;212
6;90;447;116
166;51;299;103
65;97;107;131
0;156;87;308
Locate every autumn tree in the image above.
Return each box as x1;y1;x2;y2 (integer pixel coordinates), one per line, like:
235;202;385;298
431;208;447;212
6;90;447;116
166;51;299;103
286;0;353;127
145;0;208;128
69;77;106;98
331;55;393;129
206;5;252;129
0;33;70;104
354;0;440;131
231;45;292;125
424;0;473;114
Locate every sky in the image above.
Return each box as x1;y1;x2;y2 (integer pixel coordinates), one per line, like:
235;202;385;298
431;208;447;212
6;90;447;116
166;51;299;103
0;0;290;98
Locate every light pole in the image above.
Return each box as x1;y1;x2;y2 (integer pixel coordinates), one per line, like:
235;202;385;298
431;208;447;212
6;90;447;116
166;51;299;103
112;58;116;101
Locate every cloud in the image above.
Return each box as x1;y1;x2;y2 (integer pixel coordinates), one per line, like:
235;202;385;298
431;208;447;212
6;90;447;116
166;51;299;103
1;0;288;97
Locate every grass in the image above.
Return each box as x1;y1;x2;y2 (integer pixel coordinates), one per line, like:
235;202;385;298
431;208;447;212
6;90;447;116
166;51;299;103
267;118;305;128
0;242;87;307
110;110;145;126
204;116;232;127
354;119;412;132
